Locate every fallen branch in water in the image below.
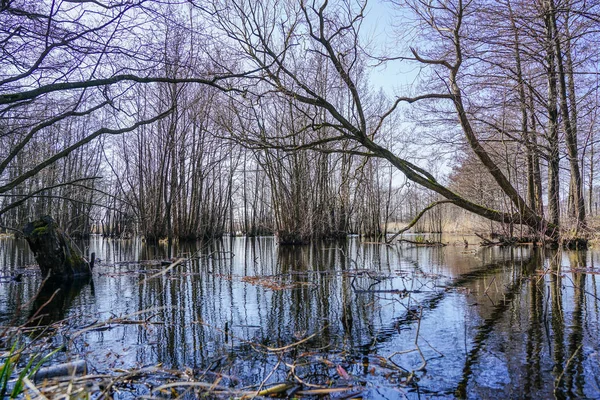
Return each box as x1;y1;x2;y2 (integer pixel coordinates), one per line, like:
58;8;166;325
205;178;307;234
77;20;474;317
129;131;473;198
68;307;169;347
396;238;446;246
475;233;506;246
34;360;86;382
142;257;186;281
387;306;428;377
192;319;328;355
264;331;320;352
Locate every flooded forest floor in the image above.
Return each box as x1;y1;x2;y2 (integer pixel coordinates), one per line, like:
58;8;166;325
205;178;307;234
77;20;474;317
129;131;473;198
1;235;600;399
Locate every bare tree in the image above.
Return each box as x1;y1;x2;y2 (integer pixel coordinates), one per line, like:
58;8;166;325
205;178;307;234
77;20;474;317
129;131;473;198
202;0;565;238
0;1;234;231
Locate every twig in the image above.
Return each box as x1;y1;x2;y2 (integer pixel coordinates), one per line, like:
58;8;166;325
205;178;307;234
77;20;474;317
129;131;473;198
388;306;428;372
285;362;327;388
250;359;281;397
68;307;169;347
152;381;232;395
265;331;319;352
554;344;583;393
23;377;48;400
296;387;361;396
483;276;496;295
249;382;293;398
142;258;186;282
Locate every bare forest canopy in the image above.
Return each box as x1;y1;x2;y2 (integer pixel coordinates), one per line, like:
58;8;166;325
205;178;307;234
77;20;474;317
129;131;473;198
1;0;600;243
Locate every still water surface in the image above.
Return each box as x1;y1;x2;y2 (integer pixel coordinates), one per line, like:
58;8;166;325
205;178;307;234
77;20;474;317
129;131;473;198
1;236;599;398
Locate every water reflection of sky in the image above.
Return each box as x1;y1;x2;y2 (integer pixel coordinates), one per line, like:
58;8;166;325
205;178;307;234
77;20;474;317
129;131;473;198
1;236;599;398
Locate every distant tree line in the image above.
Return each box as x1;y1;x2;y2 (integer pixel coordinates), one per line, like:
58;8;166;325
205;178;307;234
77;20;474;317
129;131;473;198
1;0;599;243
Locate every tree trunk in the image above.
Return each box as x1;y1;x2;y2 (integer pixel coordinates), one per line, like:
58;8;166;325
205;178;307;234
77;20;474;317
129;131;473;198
544;4;561;227
589;142;594;217
509;2;539;222
528;88;544;218
23;216;91;278
547;0;585;228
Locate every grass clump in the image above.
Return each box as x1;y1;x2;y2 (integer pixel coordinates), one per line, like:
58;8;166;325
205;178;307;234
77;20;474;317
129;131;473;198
0;340;61;398
414;235;426;244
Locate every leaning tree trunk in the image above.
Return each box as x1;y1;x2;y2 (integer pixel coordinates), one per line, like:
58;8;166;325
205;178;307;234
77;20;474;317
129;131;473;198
23;216;91;278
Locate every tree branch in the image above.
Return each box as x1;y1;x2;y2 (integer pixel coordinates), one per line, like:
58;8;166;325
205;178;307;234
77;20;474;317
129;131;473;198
386;200;453;244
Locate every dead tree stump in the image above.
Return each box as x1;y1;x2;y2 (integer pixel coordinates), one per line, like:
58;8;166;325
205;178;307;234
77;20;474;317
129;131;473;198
23;216;91;278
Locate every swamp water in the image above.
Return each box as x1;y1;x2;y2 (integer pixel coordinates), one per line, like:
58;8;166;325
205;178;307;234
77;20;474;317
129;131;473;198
1;236;599;399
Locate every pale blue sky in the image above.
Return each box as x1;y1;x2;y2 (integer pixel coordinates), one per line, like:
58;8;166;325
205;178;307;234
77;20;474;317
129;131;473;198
362;0;421;95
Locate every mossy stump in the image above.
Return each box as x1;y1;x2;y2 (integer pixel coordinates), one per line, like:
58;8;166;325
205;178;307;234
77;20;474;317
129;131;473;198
23;216;91;278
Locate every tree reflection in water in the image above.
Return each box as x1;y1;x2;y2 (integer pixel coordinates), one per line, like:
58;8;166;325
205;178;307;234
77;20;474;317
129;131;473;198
0;237;599;398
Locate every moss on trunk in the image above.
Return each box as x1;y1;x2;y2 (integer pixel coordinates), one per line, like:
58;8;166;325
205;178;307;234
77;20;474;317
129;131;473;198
23;216;91;278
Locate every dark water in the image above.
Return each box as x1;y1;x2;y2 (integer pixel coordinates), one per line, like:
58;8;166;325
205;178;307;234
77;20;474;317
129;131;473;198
1;236;600;398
